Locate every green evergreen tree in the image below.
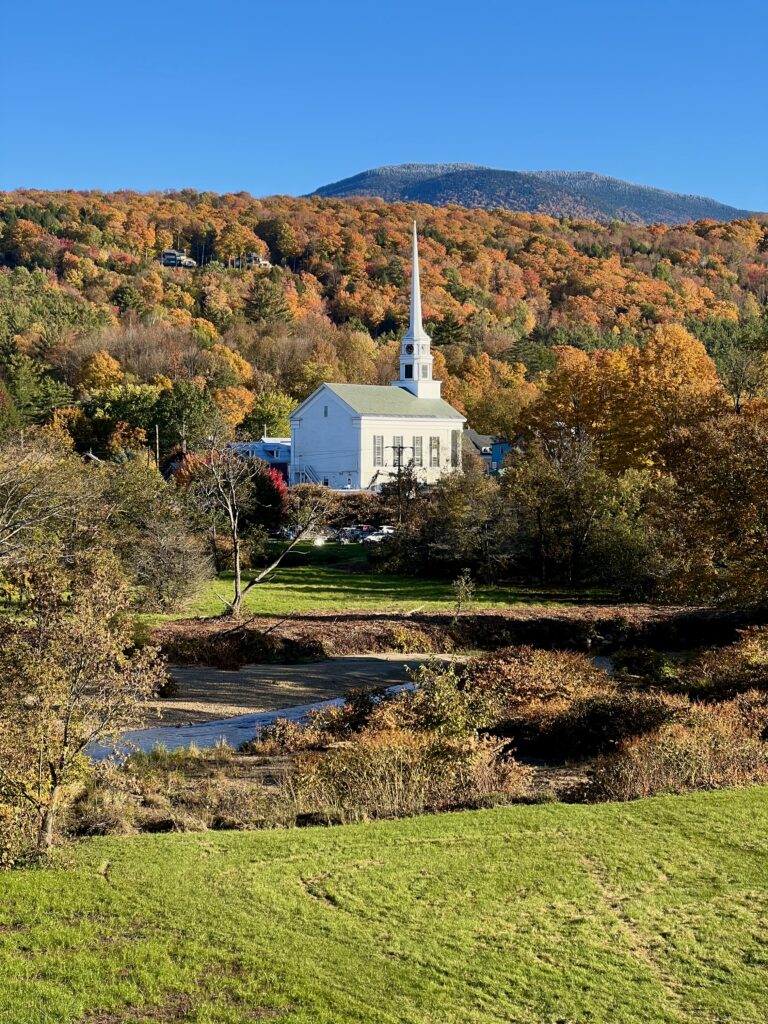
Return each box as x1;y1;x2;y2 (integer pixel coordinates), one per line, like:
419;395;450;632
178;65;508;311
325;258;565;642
3;355;73;424
154;382;219;458
431;313;467;347
243;277;292;327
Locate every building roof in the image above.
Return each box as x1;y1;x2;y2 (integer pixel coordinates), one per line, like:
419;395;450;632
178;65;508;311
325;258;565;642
466;428;495;453
230;439;291;460
291;382;464;420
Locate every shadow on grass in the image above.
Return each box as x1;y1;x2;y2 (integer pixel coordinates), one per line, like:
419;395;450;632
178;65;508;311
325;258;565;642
190;563;610;618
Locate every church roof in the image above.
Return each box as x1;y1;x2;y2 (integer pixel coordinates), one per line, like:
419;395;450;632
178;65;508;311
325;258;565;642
292;383;464;420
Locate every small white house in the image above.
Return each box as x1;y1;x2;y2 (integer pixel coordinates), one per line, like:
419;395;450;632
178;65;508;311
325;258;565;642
289;224;466;490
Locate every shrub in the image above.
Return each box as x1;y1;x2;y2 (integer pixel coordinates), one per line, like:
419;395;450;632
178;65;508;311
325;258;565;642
407;660;495;736
345;662;500;738
611;647;678;685
68;782;138;836
155;673;179;698
290;731;532;823
178;777;287;831
727;689;768;739
0;797;36;869
388;625;436;654
69;749;291;836
241;716;324;754
469;646;610;712
465;646;614;745
591;703;768;801
530;691;687;759
677;628;768;701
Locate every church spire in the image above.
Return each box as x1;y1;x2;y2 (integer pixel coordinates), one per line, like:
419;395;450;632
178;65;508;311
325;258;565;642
404;221;429;343
409;220;423;338
392;221;442;399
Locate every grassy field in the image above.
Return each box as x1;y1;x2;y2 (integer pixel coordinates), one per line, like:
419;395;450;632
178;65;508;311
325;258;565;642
2;789;767;1023
175;543;605;619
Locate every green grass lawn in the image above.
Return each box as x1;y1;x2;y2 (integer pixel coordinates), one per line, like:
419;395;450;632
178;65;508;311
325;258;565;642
173;543;607;619
2;789;768;1023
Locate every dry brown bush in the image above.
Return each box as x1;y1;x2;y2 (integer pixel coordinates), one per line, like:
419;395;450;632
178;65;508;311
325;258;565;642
521;690;689;759
677;627;768;701
290;730;532;823
590;702;768;800
465;646;614;745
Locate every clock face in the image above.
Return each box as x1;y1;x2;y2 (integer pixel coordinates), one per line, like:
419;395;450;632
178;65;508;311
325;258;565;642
405;343;414;355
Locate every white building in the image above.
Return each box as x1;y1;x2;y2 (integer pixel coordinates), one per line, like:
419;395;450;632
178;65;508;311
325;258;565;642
289;223;465;490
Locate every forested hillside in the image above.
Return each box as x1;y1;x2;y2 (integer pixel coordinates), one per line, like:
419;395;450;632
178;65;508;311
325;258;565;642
0;188;766;453
311;164;757;224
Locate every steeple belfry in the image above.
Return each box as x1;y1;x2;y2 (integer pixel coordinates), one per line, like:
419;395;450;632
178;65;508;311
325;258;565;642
393;221;442;399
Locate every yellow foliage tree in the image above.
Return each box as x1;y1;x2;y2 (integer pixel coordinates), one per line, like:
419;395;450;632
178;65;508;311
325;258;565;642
201;343;253;387
77;350;124;392
456;353;539;438
213;386;256;429
526;326;725;471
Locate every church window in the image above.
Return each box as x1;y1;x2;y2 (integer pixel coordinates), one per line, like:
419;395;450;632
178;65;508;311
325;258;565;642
404;364;413;379
451;430;461;468
323;405;328;417
413;436;423;466
421;364;429;378
429;436;440;467
393;435;404;466
373;435;384;466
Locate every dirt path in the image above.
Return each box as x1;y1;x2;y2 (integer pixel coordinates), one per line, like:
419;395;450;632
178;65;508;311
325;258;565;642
154;654;441;726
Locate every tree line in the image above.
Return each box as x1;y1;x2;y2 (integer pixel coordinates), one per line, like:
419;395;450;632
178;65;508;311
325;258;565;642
0;190;766;457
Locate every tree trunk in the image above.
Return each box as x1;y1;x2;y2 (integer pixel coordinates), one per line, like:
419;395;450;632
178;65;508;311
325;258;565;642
37;785;60;856
537;511;546;584
231;534;242;617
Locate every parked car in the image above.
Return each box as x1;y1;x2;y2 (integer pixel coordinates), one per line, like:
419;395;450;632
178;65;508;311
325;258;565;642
363;530;392;544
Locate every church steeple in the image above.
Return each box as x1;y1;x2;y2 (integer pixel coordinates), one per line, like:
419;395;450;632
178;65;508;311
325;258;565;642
405;220;428;343
393;221;442;399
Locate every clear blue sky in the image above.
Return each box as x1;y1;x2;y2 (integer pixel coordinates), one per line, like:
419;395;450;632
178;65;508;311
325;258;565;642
2;0;766;209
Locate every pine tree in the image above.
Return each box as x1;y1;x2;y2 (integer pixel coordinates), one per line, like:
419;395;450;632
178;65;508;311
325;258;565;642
243;278;292;327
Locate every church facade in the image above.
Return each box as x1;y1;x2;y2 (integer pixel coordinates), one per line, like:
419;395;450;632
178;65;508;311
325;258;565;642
289;224;465;490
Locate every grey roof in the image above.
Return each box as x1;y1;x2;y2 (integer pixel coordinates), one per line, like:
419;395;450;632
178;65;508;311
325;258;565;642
466;428;494;451
292;383;464;420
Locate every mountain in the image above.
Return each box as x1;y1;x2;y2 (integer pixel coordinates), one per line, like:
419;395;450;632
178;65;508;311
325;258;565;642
309;164;756;225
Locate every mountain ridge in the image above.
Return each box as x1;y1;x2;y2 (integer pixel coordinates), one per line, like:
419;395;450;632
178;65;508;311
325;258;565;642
309;164;757;225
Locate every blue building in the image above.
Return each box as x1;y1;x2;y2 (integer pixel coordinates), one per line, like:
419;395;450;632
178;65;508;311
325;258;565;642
490;438;512;473
229;438;291;480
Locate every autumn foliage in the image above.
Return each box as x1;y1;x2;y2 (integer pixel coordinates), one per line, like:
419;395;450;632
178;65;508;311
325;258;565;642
0;189;767;606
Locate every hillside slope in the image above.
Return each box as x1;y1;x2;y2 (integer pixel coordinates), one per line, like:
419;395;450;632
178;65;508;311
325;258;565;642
310;163;757;224
2;790;767;1022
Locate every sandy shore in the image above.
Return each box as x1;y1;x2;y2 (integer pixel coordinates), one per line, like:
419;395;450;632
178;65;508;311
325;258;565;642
152;654;440;726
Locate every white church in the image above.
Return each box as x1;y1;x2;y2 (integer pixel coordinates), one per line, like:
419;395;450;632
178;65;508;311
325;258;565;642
289;223;465;490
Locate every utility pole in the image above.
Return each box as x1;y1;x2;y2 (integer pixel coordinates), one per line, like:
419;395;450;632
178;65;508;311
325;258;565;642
385;443;413;524
155;423;160;469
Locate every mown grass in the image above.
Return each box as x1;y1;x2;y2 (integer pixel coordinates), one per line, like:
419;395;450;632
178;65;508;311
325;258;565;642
162;543;608;620
2;789;768;1023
